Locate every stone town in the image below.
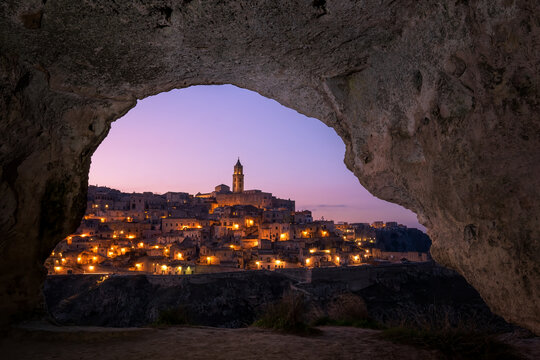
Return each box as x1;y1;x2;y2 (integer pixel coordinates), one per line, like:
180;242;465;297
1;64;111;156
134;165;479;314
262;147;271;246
46;160;430;275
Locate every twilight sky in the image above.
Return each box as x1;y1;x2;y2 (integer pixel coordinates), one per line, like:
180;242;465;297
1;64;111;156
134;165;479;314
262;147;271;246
89;85;423;229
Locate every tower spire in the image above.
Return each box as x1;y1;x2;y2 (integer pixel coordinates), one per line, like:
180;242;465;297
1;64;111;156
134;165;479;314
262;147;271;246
233;158;244;193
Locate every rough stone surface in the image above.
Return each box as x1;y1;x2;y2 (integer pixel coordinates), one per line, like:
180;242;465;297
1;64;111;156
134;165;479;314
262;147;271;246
44;264;511;330
0;0;538;332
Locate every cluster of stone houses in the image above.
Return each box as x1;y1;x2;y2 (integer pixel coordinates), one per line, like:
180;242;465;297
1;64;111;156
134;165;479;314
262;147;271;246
46;160;430;275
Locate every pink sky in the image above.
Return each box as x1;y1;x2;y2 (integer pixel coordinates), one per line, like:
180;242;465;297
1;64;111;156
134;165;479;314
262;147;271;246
89;85;424;230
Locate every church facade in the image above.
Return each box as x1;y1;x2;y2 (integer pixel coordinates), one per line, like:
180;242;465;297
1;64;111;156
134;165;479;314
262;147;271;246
213;159;295;211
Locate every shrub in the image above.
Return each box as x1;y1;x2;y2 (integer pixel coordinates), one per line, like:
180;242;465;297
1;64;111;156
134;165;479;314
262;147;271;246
328;293;369;322
253;292;319;335
153;305;190;326
311;293;384;329
379;305;523;359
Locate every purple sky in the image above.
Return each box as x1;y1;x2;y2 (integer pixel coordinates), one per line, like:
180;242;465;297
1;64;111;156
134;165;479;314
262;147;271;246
89;85;423;229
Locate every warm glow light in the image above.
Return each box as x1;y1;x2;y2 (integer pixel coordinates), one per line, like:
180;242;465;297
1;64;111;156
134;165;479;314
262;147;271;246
233;224;239;230
77;257;82;262
229;244;235;249
135;263;142;270
336;256;340;262
322;231;328;237
161;265;168;271
324;250;331;254
306;259;310;265
88;265;95;271
206;256;211;263
176;253;183;260
127;235;136;239
365;249;370;253
196;225;202;229
280;233;286;240
54;266;62;272
354;255;359;261
121;248;127;254
154;245;160;249
255;261;260;266
247;219;254;226
92;256;97;262
138;242;144;248
309;248;316;253
100;218;106;223
61;258;66;263
275;260;281;265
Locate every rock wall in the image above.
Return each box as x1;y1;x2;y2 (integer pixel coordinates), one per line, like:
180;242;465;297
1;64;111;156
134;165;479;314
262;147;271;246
0;1;538;332
45;272;291;327
43;264;512;330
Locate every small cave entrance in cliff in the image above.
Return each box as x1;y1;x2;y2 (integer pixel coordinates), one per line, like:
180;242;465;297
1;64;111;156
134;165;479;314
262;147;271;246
44;84;423;327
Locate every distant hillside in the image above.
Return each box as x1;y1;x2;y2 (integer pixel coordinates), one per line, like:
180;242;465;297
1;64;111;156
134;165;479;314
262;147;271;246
375;228;431;252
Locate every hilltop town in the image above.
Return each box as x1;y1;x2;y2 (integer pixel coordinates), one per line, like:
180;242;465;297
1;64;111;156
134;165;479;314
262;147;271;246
46;159;431;275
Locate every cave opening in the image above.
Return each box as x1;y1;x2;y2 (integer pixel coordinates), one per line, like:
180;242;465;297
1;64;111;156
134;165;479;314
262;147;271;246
0;2;538;356
42;84;431;326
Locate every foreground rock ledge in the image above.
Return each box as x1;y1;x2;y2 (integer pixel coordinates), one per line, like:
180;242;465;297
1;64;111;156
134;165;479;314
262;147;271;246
0;1;538;333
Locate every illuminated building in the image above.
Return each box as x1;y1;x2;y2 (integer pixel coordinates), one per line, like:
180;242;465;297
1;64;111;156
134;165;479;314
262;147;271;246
232;158;244;193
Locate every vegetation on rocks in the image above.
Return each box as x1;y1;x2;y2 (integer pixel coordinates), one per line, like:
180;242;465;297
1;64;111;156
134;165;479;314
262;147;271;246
311;293;383;329
379;305;524;360
153;305;190;326
253;292;320;335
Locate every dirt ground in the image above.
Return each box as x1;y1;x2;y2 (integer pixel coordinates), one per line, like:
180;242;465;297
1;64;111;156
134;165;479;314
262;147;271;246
1;323;538;360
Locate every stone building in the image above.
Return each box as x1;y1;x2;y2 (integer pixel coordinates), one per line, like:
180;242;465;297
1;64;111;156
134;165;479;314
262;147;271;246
232;158;244;193
214;160;295;211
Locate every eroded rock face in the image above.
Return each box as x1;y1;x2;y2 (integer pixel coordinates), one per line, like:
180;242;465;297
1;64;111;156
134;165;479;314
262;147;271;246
0;0;538;332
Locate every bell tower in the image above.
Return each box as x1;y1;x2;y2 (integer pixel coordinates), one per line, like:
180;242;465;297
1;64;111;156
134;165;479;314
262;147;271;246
233;158;244;193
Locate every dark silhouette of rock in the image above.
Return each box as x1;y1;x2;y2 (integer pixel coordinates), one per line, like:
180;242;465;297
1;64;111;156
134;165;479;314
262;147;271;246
375;228;432;253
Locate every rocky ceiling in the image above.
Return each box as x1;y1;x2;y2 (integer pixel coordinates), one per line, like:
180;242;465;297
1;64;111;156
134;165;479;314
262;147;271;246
0;0;538;333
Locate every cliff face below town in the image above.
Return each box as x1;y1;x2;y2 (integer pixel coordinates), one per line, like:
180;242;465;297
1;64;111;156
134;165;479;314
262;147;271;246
44;264;511;330
0;0;538;333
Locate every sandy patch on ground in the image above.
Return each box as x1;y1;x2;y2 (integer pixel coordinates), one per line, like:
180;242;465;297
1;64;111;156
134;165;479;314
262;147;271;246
2;323;539;360
2;324;441;360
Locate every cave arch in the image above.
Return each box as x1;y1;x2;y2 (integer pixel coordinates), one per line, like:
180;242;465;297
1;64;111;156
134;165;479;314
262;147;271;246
0;0;538;333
